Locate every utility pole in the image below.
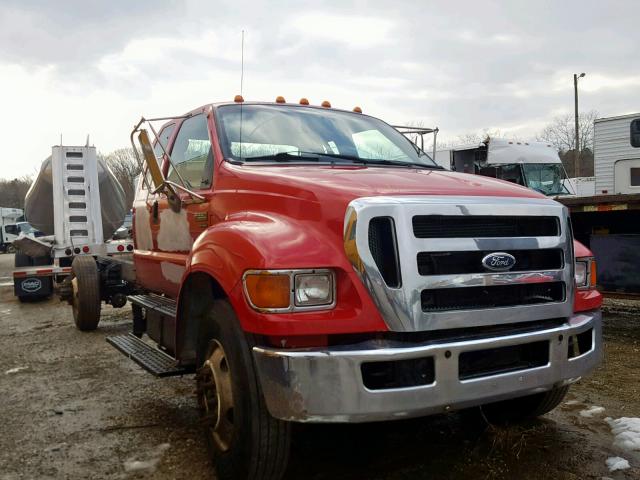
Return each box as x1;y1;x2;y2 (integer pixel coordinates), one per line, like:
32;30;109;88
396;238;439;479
574;73;585;176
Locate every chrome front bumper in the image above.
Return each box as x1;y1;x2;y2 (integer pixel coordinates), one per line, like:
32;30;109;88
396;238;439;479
252;310;601;423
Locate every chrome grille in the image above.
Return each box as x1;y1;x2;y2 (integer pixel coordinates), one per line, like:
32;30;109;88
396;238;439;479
417;249;564;275
412;215;560;238
345;196;574;332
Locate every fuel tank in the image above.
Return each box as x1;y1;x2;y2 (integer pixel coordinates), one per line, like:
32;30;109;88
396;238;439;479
24;156;127;240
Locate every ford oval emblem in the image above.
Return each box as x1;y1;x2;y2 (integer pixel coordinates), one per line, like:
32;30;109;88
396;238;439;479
482;252;516;272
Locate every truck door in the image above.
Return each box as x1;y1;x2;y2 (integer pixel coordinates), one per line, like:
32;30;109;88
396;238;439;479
134;111;214;297
4;224;19;243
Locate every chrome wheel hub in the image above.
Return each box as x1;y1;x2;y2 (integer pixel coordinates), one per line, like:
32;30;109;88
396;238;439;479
197;340;235;452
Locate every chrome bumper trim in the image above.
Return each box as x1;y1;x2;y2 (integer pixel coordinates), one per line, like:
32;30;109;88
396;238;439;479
253;310;601;423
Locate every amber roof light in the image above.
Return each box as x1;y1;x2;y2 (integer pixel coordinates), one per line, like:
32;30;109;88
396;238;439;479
275;96;286;103
353;106;362;113
299;98;310;105
234;95;244;103
321;100;331;108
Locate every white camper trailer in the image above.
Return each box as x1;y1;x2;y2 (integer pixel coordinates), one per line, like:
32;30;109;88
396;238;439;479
594;113;640;195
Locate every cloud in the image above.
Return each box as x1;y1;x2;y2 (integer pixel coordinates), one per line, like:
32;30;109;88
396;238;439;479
289;12;395;48
1;0;639;178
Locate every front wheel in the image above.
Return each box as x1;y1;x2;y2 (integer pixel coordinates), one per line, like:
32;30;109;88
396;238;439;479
196;299;291;480
480;385;570;424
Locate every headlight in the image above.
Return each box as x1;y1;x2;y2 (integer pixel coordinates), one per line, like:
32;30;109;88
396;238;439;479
294;273;334;307
575;258;596;289
243;269;335;312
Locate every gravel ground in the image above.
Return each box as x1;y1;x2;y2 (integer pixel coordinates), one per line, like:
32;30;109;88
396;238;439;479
1;253;639;479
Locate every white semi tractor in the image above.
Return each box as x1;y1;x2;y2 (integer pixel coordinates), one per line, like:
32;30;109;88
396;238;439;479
435;137;573;197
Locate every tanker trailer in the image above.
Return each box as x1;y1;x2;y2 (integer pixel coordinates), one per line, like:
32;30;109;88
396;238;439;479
25;150;127;240
13;145;134;302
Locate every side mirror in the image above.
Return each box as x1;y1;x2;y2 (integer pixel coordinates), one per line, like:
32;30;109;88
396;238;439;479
138;129;166;192
136;129;181;212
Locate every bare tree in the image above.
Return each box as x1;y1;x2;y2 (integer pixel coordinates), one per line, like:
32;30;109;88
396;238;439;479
100;148;142;209
536;110;598;177
0;175;33;210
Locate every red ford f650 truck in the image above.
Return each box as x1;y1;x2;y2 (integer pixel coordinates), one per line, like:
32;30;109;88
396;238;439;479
69;98;602;480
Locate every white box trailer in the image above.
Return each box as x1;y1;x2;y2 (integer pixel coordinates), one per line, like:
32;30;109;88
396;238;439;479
0;207;23;252
594;112;640;195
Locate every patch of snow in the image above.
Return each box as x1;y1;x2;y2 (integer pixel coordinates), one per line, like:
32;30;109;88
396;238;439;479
564;400;581;405
579;406;605;418
605;456;630;472
123;443;170;473
606;417;640;452
4;366;28;375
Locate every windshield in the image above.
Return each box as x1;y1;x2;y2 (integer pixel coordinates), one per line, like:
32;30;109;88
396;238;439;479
521;164;570;196
216;104;437;167
17;222;37;234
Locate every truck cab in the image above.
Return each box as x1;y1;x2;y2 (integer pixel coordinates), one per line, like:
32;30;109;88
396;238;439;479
99;98;601;480
436;137;573;196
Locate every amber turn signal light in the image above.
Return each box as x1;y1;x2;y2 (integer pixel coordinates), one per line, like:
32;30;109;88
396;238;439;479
590;260;597;288
244;273;291;309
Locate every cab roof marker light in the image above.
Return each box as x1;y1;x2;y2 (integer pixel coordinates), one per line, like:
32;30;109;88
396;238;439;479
321;100;331;108
353;106;362;113
299;98;310;105
275;96;286;103
234;95;244;103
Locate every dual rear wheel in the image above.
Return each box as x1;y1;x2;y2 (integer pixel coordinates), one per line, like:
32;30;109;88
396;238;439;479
70;256;101;331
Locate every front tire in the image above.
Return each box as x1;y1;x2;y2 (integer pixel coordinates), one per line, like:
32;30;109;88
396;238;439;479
71;256;101;331
196;299;291;480
481;385;570;424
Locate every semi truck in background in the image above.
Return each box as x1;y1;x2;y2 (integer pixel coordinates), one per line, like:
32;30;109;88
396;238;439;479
434;138;573;197
56;98;603;480
1;207;24;253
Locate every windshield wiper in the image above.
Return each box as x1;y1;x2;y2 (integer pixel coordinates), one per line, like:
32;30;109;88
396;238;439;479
310;152;442;169
241;150;442;169
242;151;320;162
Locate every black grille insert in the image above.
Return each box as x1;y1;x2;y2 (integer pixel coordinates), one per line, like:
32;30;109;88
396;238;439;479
421;282;565;312
417;249;564;275
362;356;435;390
368;217;401;288
412;215;560;238
459;340;549;380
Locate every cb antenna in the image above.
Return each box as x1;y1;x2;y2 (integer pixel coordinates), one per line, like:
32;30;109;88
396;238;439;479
240;29;245;96
239;29;244;160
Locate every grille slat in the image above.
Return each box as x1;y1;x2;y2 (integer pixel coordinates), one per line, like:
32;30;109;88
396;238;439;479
421;282;565;312
413;215;560;238
368;217;401;288
417;249;564;276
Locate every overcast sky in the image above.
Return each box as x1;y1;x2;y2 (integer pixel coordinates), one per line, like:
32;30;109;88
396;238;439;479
1;0;638;178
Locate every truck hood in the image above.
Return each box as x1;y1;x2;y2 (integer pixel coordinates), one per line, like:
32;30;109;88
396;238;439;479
222;164;544;205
